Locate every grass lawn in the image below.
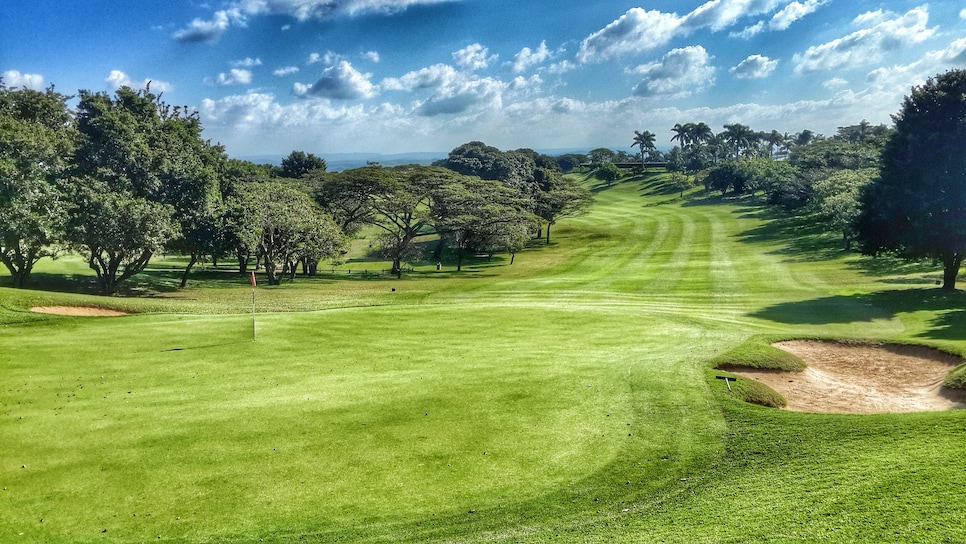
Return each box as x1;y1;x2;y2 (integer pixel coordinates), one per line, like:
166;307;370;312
2;171;965;542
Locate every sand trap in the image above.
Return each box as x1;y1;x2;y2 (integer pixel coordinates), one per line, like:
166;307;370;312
729;340;966;414
30;306;128;317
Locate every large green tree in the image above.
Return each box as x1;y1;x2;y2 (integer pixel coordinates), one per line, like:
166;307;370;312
857;69;966;290
233;182;346;285
65;178;179;295
0;84;74;287
533;176;593;244
71;85;224;290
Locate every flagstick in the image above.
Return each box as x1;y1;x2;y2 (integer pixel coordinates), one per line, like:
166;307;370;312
250;270;257;342
251;287;256;342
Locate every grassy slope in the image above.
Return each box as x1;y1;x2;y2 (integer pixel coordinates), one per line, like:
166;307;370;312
2;171;965;542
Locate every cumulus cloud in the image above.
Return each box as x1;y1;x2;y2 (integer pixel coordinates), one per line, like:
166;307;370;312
174;0;455;42
274;66;300;76
173;8;246;43
823;77;848;89
452;44;496;71
308;51;341;65
2;70;44;90
733;0;828;38
212;69;253;85
362;51;380;63
511;41;551;73
731;54;778;79
630;45;715;98
577;8;683;62
865;37;966;91
293;60;376;99
106;70;173;92
380;62;506;116
231;57;262;67
577;0;783;63
793;6;935;73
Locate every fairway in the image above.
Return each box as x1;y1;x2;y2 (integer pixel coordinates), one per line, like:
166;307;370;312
3;175;965;543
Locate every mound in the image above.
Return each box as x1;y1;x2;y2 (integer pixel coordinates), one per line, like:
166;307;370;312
728;340;966;414
30;306;128;317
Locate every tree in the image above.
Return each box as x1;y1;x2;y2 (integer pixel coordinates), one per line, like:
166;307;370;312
72;85;226;289
596;162;622;187
279;150;326;179
856;69;966;290
631;130;656;165
721;123;757;158
432;176;534;270
233;182;346;285
810;169;876;251
65;178;179;295
533;177;593;244
588;148;615;166
0;84;74;287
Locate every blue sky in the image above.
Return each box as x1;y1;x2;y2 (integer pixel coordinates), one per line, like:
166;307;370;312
3;1;966;159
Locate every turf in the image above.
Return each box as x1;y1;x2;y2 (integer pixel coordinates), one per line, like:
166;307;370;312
2;173;965;542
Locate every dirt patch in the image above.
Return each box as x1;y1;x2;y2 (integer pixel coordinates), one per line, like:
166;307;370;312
31;306;128;317
729;340;966;414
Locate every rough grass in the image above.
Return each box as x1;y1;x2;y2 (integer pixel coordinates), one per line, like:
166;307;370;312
710;336;807;371
2;172;965;543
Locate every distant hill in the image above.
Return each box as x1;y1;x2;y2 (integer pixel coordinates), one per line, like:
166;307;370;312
240;152;446;172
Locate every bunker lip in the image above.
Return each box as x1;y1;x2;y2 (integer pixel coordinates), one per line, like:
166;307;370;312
30;306;128;317
728;340;966;414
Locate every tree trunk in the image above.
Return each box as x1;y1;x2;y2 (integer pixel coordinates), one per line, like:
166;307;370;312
942;252;962;291
237;253;249;274
510;252;516;265
180;254;198;288
392;257;402;279
545;223;552;244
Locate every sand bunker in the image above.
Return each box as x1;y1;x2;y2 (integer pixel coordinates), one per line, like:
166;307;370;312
30;306;128;317
729;340;966;414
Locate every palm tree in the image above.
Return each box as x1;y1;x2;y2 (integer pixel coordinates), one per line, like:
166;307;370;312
670;123;691;149
688;122;714;147
721;123;756;158
763;129;784;157
631;130;656;165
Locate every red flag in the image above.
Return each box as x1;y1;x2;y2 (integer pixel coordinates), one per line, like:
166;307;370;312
249;270;257;287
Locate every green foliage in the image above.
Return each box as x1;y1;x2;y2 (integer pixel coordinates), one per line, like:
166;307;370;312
595;161;622;186
857;69;966;290
0;83;75;287
278;150;326;178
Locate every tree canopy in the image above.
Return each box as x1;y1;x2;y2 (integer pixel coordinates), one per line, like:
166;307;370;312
857;69;966;290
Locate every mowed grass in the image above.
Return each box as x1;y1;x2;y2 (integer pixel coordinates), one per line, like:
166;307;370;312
2;172;966;542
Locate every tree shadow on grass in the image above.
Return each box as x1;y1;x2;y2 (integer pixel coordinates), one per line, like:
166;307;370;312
750;288;966;341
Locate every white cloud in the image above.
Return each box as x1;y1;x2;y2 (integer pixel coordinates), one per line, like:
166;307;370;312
172;8;246;43
274;66;300;76
174;1;454;42
308;51;341;65
630;45;715;98
105;70;173;92
511;41;551;73
2;70;44;90
577;8;683;62
733;0;829;38
865;37;966;91
362;51;381;63
961;9;966;20
769;0;827;31
380;62;506;116
731;54;778;79
231;57;262;67
577;0;783;63
213;69;253;85
793;6;935;73
452;43;496;71
682;0;782;33
294;60;376;99
823;77;848;89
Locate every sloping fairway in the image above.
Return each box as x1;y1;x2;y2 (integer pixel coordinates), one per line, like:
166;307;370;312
2;174;966;542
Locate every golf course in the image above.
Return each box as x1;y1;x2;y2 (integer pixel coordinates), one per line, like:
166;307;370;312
2;171;965;543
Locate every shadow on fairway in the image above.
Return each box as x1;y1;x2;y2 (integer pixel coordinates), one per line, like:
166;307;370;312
751;288;966;341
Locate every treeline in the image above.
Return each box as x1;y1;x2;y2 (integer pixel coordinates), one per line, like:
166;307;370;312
0;83;592;294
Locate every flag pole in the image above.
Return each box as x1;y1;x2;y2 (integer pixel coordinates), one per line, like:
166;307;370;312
250;270;257;342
